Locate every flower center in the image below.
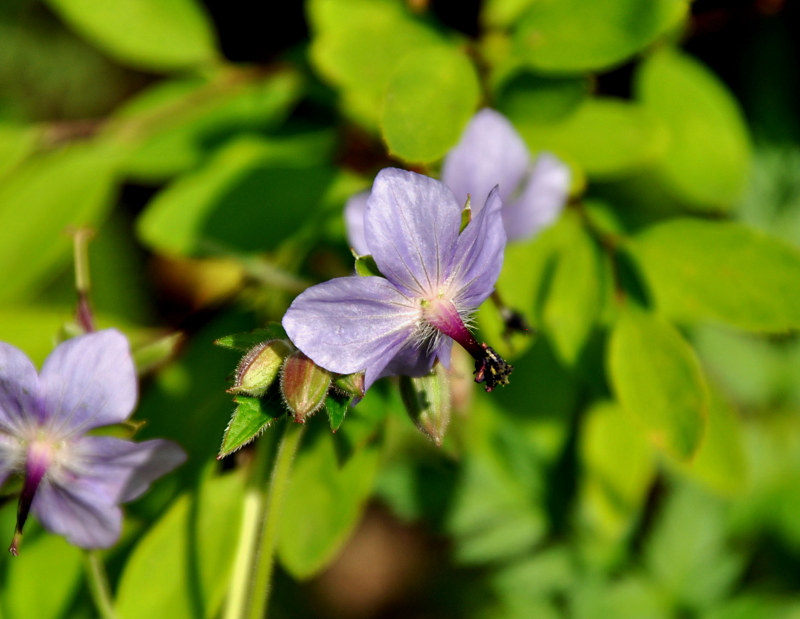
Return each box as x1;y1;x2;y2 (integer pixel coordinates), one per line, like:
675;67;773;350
421;297;514;392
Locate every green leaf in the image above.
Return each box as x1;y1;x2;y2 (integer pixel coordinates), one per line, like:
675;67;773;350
578;401;654;543
671;385;747;496
608;307;708;460
482;0;537;28
513;0;687;73
277;433;380;578
110;70;304;181
635;48;751;210
381;46;481;164
4;532;84;619
325;392;351;433
308;0;445;128
116;472;245;619
0;143;117;303
447;448;548;564
511;98;668;179
44;0;218;71
645;484;744;610
219;396;285;458
572;576;670;619
0;123;39;179
136;137;337;255
628;219;800;332
477;220;564;359
214;324;288;351
496;73;589;124
541;211;603;364
354;254;382;277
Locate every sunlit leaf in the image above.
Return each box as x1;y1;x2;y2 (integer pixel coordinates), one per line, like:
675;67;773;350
608;307;708;460
513;0;687;73
511;98;668;179
277;433;380;578
116;472;245;619
308;0;444;127
110;70;304;181
381;46;480;164
45;0;218;71
578;401;654;541
635;48;751;210
136;137;337;255
4;532;84;619
542;211;603;364
0;143;117;303
628;219;800;332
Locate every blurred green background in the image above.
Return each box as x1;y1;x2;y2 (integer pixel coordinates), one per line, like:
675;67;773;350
1;0;800;617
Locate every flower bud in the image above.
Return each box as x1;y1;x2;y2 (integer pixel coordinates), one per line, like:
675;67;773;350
333;372;365;398
399;364;451;447
228;339;293;397
281;351;332;423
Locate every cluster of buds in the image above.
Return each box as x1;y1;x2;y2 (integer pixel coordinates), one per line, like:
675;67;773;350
218;325;365;438
219;325;460;451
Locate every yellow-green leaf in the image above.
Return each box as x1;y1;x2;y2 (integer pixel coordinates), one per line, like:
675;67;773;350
608;307;708;460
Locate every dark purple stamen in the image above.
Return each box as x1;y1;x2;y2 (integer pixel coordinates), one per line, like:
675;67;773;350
10;444;49;556
425;299;513;392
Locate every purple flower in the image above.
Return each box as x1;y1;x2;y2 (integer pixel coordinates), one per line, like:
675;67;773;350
0;329;185;553
443;108;571;242
345;109;570;255
284;168;512;393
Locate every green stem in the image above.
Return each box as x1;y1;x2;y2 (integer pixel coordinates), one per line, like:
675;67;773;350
249;422;305;619
223;433;275;619
85;551;118;619
224;421;305;619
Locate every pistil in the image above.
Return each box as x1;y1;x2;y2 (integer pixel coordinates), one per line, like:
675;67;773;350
423;297;513;392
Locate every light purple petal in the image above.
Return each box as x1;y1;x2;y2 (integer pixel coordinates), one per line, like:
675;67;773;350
344;190;370;256
380;340;437;380
503;152;570;241
39;329;137;437
448;187;507;309
442;108;530;213
68;436;186;503
283;276;420;389
32;478;122;548
0;342;42;434
365;168;461;298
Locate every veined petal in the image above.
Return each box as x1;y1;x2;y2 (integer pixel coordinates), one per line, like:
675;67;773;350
40;330;137;437
68;436;186;503
442;108;530;212
32;478;122;548
344;190;370;256
449;187;507;309
503;152;570;241
0;342;42;435
365;168;461;297
283;276;420;389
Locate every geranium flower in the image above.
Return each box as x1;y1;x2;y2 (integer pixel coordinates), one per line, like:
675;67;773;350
345;109;570;254
283;168;512;392
0;329;185;553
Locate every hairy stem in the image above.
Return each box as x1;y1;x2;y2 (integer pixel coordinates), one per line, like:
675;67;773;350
85;551;118;619
225;421;305;619
223;434;275;619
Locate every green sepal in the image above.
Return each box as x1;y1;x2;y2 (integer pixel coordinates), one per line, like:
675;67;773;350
325;391;352;433
218;395;284;458
354;254;382;277
214;323;287;351
460;196;472;233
